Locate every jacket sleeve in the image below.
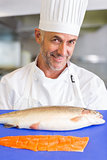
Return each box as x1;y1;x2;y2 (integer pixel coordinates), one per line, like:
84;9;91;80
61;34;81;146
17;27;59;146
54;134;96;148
0;76;16;109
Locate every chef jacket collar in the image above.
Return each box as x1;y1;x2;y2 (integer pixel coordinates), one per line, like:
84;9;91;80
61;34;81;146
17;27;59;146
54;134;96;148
33;57;71;83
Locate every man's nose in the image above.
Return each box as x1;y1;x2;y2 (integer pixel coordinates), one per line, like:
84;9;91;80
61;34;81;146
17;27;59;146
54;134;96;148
57;43;67;56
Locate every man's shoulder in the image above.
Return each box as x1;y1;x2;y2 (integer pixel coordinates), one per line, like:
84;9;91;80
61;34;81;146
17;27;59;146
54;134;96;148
69;62;95;76
69;62;103;85
1;62;35;84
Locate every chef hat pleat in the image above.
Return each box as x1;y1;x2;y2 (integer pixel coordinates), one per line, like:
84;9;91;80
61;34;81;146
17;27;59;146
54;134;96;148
39;0;88;36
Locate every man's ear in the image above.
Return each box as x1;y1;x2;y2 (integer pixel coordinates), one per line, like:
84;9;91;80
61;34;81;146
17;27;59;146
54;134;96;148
35;28;42;44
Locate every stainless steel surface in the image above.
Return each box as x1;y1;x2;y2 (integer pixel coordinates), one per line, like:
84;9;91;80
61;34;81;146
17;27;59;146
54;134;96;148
73;55;107;63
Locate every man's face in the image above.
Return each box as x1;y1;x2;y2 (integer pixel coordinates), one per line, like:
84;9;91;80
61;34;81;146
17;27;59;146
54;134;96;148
38;31;78;71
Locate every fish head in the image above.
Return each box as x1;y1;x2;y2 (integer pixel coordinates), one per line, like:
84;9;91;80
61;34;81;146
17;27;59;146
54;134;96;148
82;109;105;125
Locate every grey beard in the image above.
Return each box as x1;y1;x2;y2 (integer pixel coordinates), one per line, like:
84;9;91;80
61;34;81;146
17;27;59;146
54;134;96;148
41;50;69;71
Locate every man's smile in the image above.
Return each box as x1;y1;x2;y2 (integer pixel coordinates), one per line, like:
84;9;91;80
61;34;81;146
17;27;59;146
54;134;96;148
50;53;67;63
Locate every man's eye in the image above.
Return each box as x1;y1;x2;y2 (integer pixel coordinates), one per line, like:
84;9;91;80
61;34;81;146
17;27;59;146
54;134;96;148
53;38;59;42
69;40;76;45
51;38;60;44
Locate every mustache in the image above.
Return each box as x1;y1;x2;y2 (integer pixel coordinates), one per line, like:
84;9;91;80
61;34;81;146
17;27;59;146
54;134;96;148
50;51;67;58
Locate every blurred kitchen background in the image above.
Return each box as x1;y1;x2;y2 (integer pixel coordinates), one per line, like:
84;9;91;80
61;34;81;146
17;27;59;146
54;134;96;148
0;0;107;87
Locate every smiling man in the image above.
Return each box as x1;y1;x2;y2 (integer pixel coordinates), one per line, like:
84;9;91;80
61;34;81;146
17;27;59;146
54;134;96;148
36;30;77;78
0;0;107;110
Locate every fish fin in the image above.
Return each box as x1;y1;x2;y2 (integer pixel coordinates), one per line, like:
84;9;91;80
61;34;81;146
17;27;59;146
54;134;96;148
70;116;82;122
30;122;40;130
4;124;16;128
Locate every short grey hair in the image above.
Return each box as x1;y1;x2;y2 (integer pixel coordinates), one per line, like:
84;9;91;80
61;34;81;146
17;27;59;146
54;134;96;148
40;29;45;42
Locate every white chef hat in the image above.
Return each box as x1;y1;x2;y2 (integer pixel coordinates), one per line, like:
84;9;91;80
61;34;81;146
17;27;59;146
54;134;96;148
39;0;88;36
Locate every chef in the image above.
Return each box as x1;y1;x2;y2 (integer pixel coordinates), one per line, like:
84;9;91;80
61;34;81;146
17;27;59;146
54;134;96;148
0;0;107;110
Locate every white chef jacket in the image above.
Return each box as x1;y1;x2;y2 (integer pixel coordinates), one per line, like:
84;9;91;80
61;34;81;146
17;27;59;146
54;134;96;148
0;60;107;110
